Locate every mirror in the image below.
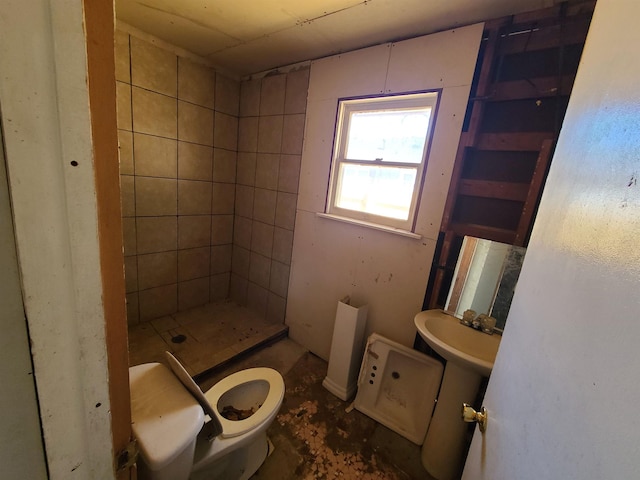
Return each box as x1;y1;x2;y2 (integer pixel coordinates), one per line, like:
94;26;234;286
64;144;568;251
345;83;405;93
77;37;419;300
445;236;526;331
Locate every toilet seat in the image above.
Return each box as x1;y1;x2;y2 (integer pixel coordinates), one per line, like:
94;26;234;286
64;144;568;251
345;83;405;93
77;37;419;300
204;368;284;438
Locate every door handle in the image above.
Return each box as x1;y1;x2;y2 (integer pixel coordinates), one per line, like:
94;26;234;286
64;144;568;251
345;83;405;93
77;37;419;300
462;403;487;432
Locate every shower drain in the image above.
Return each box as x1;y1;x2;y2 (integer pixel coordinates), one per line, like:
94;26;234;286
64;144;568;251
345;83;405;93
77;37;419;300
171;334;187;344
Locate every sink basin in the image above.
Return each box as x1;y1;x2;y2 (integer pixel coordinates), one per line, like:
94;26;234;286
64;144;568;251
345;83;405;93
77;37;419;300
414;309;501;377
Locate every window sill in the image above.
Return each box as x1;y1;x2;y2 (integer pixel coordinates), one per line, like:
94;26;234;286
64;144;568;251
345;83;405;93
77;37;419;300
316;213;422;239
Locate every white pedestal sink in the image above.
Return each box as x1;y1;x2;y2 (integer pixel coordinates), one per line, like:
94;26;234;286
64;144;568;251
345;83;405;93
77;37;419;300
414;310;501;480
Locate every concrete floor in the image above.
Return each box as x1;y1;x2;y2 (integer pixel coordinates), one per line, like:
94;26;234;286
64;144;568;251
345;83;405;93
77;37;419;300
198;338;436;480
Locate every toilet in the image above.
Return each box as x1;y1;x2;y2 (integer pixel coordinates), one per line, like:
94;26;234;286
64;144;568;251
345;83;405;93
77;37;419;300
129;351;285;480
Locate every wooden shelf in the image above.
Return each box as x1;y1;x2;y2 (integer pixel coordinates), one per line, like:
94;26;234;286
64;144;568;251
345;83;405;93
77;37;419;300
475;132;554;151
457;179;529;202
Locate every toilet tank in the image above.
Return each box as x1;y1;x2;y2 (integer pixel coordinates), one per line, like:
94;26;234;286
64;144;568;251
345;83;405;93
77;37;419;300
129;363;205;480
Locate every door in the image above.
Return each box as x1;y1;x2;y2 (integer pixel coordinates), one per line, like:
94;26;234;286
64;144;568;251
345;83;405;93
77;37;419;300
0;123;48;479
462;2;640;478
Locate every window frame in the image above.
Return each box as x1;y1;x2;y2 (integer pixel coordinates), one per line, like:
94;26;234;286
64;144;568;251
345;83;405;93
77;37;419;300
326;90;440;232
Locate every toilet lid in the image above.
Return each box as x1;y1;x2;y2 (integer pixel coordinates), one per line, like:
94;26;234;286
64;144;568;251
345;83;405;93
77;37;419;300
204;367;284;438
129;363;205;470
164;352;223;439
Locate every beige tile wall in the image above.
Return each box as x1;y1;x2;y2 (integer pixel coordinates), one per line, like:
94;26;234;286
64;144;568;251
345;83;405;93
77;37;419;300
232;69;310;322
116;30;239;323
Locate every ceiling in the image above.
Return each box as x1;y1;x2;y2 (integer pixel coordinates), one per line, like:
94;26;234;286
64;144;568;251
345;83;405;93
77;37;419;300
115;0;558;77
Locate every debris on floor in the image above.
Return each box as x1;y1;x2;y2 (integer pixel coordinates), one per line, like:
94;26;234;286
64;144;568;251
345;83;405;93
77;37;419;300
252;352;431;480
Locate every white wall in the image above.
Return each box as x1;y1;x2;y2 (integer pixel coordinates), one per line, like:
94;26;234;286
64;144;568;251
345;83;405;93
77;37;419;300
286;24;484;359
463;1;640;478
0;1;114;478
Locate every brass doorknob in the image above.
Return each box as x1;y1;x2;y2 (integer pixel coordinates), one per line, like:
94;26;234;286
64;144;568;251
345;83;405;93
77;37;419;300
462;403;487;432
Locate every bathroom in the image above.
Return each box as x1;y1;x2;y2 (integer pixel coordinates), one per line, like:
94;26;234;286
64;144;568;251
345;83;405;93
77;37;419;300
115;0;586;476
115;0;588;477
11;2;633;480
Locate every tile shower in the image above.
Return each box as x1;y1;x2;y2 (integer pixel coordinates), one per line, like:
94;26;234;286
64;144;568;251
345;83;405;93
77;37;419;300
115;29;309;330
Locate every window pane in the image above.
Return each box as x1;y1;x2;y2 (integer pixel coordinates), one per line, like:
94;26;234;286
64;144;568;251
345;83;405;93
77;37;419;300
345;108;432;164
335;163;417;220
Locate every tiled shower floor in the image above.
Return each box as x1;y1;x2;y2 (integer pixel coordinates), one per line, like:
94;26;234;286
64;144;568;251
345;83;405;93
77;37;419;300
127;299;288;376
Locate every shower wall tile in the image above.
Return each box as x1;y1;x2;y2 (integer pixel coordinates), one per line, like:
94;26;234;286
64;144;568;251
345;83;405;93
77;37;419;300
124;256;138;293
117;30;244;323
275;192;297;230
251;221;274;257
178;180;212;215
285;68;310;114
134;133;177;178
278;155;301;194
178;57;215;109
215;74;240;116
178;215;211;249
257;115;283;153
260;74;286;115
114;30;130;84
272;227;293;265
137;251;178;290
281;114;305;155
269;260;290;298
135;177;177;216
210;273;230;301
233;216;252;250
235;185;254;219
137;216;178;254
232;67;309;321
211;215;233;245
232;246;250;277
237;152;256;186
249;252;271;288
253;189;277;225
179;277;210;311
213;148;237;184
255;153;279;190
230;273;248;304
139;284;178;321
122;217;137;256
211;183;235;214
178;247;210;281
214;112;238;151
132;87;177;139
120;175;135;217
210;244;232;274
178;142;213;181
266;293;286;323
178;101;214;146
116;82;132;131
118;130;134;175
238;117;259;152
126;292;139;325
247;282;268;317
131;37;177;97
240;79;261;117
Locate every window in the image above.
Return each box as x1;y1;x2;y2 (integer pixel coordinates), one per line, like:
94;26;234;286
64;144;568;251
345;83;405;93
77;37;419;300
326;91;439;231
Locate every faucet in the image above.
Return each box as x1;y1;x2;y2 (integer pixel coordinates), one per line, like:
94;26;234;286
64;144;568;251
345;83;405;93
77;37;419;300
460;310;496;335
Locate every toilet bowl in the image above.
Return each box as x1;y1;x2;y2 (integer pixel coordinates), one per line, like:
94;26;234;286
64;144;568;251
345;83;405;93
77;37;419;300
129;352;285;480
